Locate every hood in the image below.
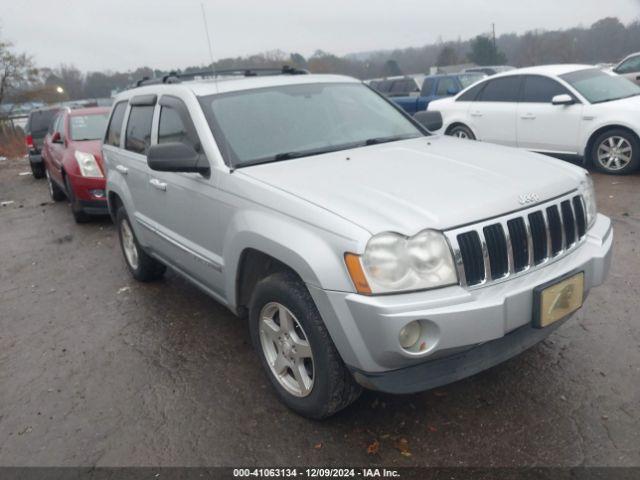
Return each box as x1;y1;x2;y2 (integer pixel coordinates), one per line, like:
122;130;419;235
238;136;585;235
597;94;640;110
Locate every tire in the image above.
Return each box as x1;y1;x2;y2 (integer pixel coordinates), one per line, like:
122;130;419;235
590;129;640;175
447;124;476;140
249;271;361;419
64;175;91;224
30;162;46;179
45;168;66;201
116;206;166;282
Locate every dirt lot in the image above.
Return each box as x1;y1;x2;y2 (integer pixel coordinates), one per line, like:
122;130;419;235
0;155;638;467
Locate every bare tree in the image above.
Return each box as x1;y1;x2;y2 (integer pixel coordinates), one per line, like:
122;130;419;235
0;32;38;111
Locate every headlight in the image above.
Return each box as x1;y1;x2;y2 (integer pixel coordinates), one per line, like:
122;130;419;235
581;174;597;228
74;151;103;178
352;229;457;294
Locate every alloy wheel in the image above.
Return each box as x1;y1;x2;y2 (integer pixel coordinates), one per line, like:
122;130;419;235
597;136;633;171
120;218;139;270
259;302;315;397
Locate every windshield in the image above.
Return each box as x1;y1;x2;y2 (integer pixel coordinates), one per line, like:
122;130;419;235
69;113;109;141
560;68;640;104
459;73;486;88
201;82;423;167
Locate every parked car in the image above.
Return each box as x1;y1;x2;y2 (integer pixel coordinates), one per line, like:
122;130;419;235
367;75;425;97
104;68;611;419
392;73;486;115
463;65;515;76
611;52;640;86
25;106;62;178
429;64;640;175
42;107;110;222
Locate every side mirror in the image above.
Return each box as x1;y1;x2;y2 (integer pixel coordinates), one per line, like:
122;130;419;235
51;132;63;144
414;110;443;132
147;142;209;175
552;94;574;106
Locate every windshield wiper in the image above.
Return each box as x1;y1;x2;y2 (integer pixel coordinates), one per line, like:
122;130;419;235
363;134;420;146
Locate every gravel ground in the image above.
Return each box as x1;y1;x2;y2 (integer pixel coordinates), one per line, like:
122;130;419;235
0;155;638;467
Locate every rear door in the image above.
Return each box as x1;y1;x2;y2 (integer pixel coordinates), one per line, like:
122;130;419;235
467;75;521;147
516;75;583;154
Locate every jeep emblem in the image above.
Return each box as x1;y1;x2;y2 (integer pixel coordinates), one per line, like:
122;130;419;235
519;193;540;205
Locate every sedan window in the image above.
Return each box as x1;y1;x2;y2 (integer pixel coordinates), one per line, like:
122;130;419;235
477;76;522;102
521;76;572;103
616;55;640;74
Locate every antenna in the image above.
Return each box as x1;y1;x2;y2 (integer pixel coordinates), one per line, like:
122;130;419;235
201;3;215;67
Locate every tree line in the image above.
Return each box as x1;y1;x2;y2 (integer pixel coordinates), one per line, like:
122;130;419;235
1;16;640;106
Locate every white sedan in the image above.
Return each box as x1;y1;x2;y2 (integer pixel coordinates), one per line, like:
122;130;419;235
428;64;640;175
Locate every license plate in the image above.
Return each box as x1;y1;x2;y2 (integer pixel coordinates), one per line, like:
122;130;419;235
533;272;585;328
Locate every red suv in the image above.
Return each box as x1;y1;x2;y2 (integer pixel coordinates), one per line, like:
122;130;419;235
42;107;110;222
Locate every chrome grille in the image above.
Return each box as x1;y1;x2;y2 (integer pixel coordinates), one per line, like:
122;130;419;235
447;193;587;288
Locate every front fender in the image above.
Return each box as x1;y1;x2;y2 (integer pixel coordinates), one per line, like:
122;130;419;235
223;208;360;311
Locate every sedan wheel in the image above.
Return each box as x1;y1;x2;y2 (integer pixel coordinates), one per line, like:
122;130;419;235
448;125;476;140
259;302;315;398
596;136;633;172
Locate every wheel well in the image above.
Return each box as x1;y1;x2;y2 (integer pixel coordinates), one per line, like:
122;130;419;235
108;192;122;222
235;249;302;318
445;122;470;135
585;125;640;164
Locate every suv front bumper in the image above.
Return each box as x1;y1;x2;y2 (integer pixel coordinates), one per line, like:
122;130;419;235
308;214;612;393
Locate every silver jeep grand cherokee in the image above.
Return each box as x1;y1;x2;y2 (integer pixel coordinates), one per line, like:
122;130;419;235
103;68;612;419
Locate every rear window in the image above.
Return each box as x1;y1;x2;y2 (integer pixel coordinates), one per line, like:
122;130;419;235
28;109;59;135
70;113;109;141
125;105;154;155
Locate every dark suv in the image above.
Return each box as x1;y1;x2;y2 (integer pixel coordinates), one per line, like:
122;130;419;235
25;106;61;178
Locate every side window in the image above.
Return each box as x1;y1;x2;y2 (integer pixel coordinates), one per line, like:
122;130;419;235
158;105;199;151
104;102;127;147
420;78;436;96
617;55;640;74
457;82;485;102
125;105;154;155
436;77;457;96
521;76;572;103
477;76;522;102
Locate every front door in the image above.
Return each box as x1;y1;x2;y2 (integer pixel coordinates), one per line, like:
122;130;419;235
516;75;584;154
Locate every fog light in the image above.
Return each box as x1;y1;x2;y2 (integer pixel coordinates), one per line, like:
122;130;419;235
89;189;105;199
399;321;421;349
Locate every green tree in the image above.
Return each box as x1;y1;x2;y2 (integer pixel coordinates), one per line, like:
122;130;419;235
382;59;402;76
436;45;459;66
467;36;507;66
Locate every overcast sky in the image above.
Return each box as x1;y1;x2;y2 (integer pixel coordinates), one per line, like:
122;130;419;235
1;0;638;72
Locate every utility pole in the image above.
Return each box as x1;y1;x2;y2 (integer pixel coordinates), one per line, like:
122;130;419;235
492;23;497;52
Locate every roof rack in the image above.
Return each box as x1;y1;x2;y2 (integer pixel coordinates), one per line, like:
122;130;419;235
136;65;309;87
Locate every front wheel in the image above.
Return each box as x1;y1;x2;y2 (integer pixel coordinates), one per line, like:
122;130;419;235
447;124;476;140
64;175;91;223
591;129;640;175
249;271;361;419
116;206;166;282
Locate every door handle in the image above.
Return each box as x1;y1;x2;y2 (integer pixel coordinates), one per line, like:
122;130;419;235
115;165;128;175
470;111;483;117
149;178;167;191
521;114;536;120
